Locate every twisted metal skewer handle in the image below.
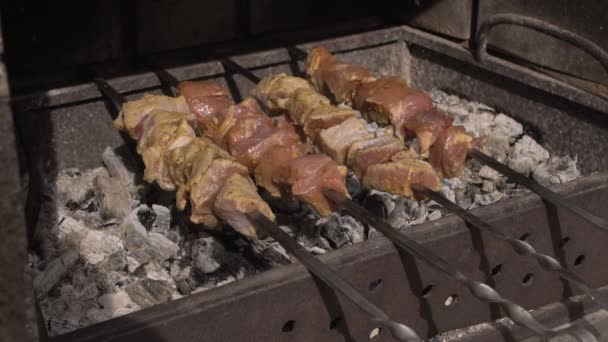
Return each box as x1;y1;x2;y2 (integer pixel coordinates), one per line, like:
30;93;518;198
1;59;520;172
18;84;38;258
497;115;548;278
425;189;608;312
247;212;421;342
324;189;559;338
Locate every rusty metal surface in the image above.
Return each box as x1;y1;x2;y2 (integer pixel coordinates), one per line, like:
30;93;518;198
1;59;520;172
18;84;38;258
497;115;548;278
48;172;608;342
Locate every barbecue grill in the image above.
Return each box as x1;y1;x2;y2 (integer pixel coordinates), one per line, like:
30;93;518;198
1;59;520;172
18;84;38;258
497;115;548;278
3;3;608;342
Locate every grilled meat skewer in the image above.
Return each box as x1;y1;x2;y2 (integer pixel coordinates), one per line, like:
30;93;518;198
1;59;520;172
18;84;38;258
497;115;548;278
115;97;274;238
305;46;473;178
251;74;442;199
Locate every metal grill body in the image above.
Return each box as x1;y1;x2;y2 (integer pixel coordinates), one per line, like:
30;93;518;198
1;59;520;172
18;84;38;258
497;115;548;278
13;25;608;341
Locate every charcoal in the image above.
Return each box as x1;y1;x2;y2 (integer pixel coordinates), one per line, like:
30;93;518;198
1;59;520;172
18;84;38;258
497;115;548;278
80;229;124;265
102;146;138;192
100;251;128;272
483;133;510;163
126;279;173;308
93;175;132;221
481;180;496;193
136;206;157;231
346;171;362;196
321;214;365;248
428;210;442;221
533;156;580;186
508;135;549;176
474;191;505;206
174;266;198;295
55;216;89;253
191;237;222;274
493;114;523;142
478;166;502;180
250;239;292;267
33;250;79;297
150;204;171;235
122;206;179;265
363;191;395;218
98;291;140;318
56;167;108;209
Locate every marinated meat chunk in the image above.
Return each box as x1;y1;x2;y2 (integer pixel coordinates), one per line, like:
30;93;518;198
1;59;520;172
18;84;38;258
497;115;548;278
139;114;196;190
254;144;308;197
188;158;249;226
165;138;209;210
277;154;349;216
429;126;472;178
354;77;433;138
363;159;441;199
285;87;330;124
305;46;374;105
317;117;373;164
405;109;453;153
235;117;301;169
212;97;264;147
346;135;403;179
177;81;234;134
116;94;190;139
252;74;312;112
302;105;357;142
214;173;276;239
225;112;276;157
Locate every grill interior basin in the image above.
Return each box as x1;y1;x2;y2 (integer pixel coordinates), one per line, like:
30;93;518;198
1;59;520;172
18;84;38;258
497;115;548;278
14;25;608;342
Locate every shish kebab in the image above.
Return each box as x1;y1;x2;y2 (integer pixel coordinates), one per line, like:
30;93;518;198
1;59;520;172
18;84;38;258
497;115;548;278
230;61;608;312
233;47;608;310
95;78;419;342
297;45;608;234
212;63;568;338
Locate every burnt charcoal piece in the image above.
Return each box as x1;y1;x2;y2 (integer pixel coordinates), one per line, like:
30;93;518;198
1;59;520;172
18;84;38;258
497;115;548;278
362;191;395;219
321;214;365;249
137;206;157;232
191;236;251;280
93;175;132;221
125;279;173;307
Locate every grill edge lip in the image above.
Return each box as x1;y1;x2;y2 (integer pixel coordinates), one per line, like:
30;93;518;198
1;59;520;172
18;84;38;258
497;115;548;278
11;25;608;115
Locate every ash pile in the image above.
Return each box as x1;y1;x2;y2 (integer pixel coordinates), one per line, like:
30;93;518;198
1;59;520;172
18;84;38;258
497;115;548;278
29;92;580;336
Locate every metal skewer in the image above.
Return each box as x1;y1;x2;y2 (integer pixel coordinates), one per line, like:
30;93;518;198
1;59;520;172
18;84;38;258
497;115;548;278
285;44;608;235
217;56;579;338
469;148;608;234
423;188;608;311
324;189;563;339
95;76;420;342
247;212;421;342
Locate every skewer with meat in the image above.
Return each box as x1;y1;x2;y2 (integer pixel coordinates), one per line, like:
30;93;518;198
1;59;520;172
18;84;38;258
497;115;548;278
177;80;350;216
115;96;274;239
305;46;473;178
251;74;441;199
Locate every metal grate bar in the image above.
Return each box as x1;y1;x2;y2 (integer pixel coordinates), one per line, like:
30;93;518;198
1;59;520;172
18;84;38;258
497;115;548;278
470;148;608;234
221;58;261;83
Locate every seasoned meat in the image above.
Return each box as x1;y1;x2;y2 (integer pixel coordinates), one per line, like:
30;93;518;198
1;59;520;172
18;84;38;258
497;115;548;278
405;109;453;153
277;154;349;216
177;81;234;134
214;173;275;239
252;74;312;112
354;77;433;138
212;97;264;147
254;144;308;197
116;94;190;139
305;46;374;105
346;135;403;179
285;87;330;124
429;126;472;178
317;117;373;164
363;159;441;199
225;112;276;157
302;104;357;143
188;158;249;226
138;113;196;190
235;117;301;169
